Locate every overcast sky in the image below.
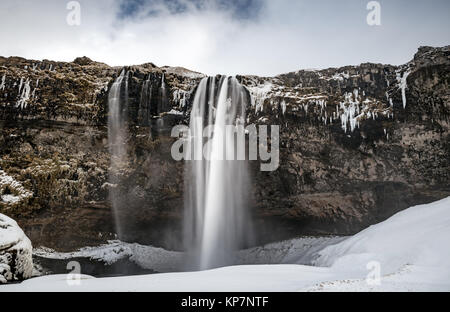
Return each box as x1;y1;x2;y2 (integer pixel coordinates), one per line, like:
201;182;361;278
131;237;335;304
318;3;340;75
0;0;449;76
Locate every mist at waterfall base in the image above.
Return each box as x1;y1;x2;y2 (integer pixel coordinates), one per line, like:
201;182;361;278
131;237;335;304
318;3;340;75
183;76;254;271
107;71;255;272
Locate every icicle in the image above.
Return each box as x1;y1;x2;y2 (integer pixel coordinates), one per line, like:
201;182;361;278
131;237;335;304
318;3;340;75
0;74;5;91
18;77;24;93
397;69;411;109
16;79;31;109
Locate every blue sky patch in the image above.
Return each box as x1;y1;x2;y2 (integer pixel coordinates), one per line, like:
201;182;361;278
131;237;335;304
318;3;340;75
117;0;263;20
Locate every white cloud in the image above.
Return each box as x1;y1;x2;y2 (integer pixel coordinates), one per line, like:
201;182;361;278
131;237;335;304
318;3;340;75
0;0;448;76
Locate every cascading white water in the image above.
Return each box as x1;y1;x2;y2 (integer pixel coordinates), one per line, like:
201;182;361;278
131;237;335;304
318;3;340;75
138;74;152;126
184;76;252;270
108;69;129;237
108;70;128;159
158;73;168;114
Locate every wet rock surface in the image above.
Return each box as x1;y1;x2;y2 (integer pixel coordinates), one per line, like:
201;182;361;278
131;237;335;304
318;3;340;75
0;46;449;251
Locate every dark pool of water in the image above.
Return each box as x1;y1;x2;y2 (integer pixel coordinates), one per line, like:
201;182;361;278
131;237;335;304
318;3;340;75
33;255;156;278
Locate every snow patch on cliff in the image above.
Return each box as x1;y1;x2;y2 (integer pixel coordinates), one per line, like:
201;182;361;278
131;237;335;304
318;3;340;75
331;71;350;81
162;66;205;79
0;169;33;205
167;109;184;116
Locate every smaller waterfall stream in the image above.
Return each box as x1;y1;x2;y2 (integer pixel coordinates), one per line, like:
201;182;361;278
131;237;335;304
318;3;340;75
108;69;129;238
108;70;128;159
138;74;153;126
159;73;169;114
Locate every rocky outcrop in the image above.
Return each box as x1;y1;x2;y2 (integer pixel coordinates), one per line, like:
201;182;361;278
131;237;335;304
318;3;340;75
0;214;33;283
243;46;450;240
0;46;448;250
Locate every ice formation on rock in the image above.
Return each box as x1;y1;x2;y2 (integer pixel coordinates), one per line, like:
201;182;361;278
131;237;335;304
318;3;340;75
16;78;31;109
0;74;5;91
396;69;411;109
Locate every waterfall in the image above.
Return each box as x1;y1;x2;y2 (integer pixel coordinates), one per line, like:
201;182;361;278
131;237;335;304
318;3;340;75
108;69;129;238
138;74;152;126
159;73;169;114
184;76;252;270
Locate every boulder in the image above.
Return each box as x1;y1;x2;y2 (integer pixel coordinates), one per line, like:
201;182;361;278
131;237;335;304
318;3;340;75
0;213;33;283
73;56;94;66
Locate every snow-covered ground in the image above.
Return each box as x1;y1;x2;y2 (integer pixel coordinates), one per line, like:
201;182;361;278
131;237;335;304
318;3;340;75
31;236;344;274
2;197;450;292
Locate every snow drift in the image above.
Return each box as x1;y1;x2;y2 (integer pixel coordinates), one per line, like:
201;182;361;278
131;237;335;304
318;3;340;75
2;197;450;291
314;196;450;274
0;213;33;283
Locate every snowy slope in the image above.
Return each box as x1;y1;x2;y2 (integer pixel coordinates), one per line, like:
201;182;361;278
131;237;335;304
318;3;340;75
2;197;450;292
314;196;450;274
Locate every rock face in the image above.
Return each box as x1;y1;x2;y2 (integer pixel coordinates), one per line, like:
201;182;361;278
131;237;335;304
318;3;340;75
0;214;33;283
0;46;449;250
243;46;450;240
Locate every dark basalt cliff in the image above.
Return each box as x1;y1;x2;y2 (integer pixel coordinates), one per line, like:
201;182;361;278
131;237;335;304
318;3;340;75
0;46;449;251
